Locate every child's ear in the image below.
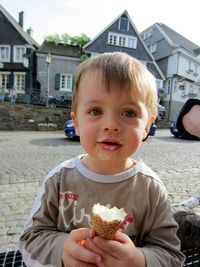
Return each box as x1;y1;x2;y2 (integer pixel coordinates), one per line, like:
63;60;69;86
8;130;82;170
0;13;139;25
143;116;156;140
70;112;80;136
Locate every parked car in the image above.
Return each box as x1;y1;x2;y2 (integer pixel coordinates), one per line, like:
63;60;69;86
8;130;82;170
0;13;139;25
36;94;72;108
37;95;57;108
142;121;157;141
64;120;78;139
55;94;72;109
64;120;157;140
157;104;166;121
170;122;180;138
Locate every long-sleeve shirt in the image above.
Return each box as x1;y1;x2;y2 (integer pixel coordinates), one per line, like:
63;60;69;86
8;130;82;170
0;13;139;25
19;155;185;267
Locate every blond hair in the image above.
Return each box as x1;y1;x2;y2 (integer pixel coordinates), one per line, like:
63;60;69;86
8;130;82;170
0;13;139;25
72;52;158;119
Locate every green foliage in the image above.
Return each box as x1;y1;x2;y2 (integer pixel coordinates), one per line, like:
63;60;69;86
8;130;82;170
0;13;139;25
45;34;61;44
61;33;71;44
81;54;89;60
44;33;90;47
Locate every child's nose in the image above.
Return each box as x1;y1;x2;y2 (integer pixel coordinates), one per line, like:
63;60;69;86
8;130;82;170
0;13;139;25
103;115;121;132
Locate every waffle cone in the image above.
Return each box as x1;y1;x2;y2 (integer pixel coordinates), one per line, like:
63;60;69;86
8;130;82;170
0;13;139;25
92;214;122;240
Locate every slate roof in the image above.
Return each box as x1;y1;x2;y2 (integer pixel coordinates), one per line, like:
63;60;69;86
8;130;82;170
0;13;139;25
157;23;200;57
38;41;81;58
0;4;39;48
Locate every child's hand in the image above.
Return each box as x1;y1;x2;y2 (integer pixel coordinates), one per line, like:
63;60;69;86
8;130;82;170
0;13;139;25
62;228;102;267
86;231;146;267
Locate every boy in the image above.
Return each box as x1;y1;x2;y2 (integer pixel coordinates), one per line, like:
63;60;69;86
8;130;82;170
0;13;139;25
19;52;185;266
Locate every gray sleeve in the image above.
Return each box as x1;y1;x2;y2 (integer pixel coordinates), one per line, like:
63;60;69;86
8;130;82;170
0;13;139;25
19;174;67;267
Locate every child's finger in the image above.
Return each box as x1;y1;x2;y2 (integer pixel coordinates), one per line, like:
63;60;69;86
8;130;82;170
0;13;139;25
74;244;102;265
70;229;102;264
92;233;133;259
87;238;105;256
71;228;93;242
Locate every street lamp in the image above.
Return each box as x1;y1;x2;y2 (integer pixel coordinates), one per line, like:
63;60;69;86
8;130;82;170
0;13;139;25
45;53;52;107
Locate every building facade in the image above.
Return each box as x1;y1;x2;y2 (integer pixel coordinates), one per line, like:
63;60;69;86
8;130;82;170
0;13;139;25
35;41;82;107
0;5;39;104
141;23;200;121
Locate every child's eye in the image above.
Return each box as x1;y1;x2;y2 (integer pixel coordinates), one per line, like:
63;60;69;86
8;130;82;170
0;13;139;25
89;108;102;116
122;110;136;117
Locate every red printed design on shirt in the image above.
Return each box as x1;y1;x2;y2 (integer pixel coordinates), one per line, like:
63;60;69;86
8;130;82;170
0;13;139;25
60;192;79;200
120;215;134;230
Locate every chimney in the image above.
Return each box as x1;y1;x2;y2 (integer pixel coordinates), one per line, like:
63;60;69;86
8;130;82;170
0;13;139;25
27;27;33;36
19;11;24;28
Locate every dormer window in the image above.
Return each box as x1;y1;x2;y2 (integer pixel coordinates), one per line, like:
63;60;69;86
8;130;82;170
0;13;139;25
149;43;157;53
142;29;153;40
119;17;129;31
108;32;137;49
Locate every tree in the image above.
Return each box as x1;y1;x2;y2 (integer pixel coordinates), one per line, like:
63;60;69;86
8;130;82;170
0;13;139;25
45;33;90;50
45;34;61;44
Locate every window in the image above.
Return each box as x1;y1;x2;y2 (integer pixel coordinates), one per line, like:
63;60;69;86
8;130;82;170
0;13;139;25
108;32;137;49
142;29;153;40
149;43;157;53
194;64;199;76
155;79;163;89
119;36;126;46
13;46;26;62
14;73;25;91
119;17;129;31
109;34;117;45
61;74;73;91
55;73;73;91
186;61;196;74
0;72;10;89
0;45;10;62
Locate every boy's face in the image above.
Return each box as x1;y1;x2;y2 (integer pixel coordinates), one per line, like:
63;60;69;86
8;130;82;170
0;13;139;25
71;70;153;174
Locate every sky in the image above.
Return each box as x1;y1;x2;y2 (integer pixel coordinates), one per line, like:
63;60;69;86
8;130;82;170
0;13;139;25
1;0;200;46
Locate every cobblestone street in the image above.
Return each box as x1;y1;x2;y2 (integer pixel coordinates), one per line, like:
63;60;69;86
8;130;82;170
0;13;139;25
0;129;199;253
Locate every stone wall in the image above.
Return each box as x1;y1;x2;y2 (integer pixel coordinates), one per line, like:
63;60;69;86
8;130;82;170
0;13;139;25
0;102;71;130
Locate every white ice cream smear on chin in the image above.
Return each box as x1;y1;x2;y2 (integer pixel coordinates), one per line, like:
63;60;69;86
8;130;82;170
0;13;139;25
92;203;127;222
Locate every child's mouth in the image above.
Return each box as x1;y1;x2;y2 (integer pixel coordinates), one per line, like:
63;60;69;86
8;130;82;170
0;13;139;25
98;140;122;151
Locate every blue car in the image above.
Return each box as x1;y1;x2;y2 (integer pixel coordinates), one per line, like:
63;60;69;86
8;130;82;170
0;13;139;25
170;122;180;138
149;121;157;136
64;120;157;140
64;120;78;139
142;121;157;141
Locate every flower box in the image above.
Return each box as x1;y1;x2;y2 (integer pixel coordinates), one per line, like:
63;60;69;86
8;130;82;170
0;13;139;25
37;123;57;131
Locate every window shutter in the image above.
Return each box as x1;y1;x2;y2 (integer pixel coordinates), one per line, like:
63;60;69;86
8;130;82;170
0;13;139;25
25;73;30;91
8;72;14;88
72;75;75;91
55;73;60;90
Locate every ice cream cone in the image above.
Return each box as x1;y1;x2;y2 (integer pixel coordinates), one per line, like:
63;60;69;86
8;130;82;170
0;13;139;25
92;203;127;240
